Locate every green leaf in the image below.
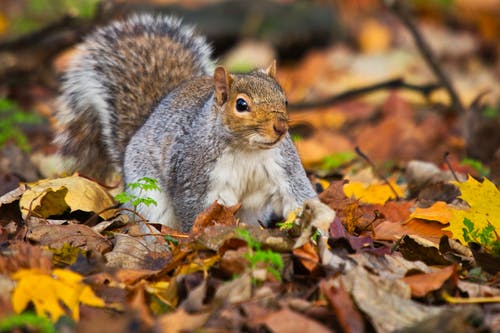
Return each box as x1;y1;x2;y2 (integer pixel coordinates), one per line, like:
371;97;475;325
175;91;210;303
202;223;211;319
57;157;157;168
0;313;55;333
321;151;356;170
461;158;490;177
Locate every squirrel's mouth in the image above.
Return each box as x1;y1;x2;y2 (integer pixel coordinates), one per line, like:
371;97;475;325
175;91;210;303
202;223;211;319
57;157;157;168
253;135;284;149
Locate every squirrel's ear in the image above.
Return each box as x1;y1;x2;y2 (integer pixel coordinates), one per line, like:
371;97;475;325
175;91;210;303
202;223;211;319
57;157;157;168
214;66;232;106
265;60;277;79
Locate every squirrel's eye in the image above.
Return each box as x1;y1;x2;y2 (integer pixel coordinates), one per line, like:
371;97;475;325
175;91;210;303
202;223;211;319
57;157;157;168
236;98;249;112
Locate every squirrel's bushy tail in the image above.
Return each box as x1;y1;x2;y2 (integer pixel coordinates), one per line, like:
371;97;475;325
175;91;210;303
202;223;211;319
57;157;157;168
55;14;213;181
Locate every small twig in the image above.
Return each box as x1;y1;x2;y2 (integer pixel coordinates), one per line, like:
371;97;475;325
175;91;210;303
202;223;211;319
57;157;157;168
443;152;460;182
115;207;151;223
355;146;400;200
289;77;441;111
387;0;465;114
359;210;384;233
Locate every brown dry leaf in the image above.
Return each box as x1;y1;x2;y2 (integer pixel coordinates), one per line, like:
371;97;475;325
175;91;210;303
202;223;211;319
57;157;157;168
370;200;414;222
19;175;116;220
214;272;253;304
0;184;26;205
128;283;154;327
341;265;443;332
197;224;293;253
264;308;332;333
105;233;171;270
319;180;365;232
293;242;320;273
155;308;212;333
0;242;52;274
320;279;365;333
398;235;452;266
402;265;457;298
27;224;112;254
192;201;240;234
219;247;249;276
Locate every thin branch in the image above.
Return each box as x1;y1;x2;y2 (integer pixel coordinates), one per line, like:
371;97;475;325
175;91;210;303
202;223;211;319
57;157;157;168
386;0;465;114
355;146;400;200
443;152;460;182
288;77;441;111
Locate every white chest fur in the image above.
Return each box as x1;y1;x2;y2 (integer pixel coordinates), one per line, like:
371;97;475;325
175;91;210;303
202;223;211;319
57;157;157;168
206;147;295;225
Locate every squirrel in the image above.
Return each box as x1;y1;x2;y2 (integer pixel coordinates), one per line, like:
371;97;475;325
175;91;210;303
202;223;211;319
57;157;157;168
55;14;335;232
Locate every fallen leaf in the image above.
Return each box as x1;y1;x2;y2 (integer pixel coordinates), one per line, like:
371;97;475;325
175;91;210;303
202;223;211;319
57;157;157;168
341;265;443;332
397;235;452;266
19;175;116;220
293;242;320;272
319;180;364;232
0;184;26;206
27;224;112;254
214;272;252;304
320;279;365;333
445;176;500;244
192;201;240;234
176;254;220;276
343;180;404;205
468;242;500;275
12;268;105;322
105;233;171;270
328;216;389;255
409;201;454;224
156;308;212;333
264;308;332;333
402;265;457;298
375;220;452;244
0;242;52;275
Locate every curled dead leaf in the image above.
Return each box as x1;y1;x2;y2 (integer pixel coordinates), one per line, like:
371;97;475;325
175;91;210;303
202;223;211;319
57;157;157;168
20;175;116;220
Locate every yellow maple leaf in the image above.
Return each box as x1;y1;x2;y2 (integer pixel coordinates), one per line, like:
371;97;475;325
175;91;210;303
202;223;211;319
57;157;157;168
343;181;404;205
11;268;105;322
409;201;454;224
444;176;500;244
19;174;116;220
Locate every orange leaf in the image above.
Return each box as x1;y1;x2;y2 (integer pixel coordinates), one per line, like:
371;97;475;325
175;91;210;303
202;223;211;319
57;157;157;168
293;242;319;272
402;265;457;298
192;201;241;234
409;201;454;224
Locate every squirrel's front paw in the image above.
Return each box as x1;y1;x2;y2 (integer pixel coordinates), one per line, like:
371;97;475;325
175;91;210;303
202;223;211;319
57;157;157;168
293;198;336;248
304;198;336;235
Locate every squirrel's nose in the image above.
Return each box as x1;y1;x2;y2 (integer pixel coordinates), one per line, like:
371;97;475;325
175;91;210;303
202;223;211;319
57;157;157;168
273;118;288;136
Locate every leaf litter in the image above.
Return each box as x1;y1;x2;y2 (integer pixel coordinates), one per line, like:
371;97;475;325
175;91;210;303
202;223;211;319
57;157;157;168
1;1;500;332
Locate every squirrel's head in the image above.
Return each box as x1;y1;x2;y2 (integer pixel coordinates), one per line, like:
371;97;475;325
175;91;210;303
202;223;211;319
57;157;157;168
213;62;288;149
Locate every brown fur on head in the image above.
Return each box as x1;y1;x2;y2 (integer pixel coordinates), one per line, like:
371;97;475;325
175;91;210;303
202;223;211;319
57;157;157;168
213;63;288;149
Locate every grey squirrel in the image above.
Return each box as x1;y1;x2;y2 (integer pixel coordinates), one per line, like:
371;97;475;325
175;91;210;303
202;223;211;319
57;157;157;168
56;14;335;232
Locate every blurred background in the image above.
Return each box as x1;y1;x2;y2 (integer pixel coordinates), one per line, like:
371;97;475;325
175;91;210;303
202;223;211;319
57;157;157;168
0;0;499;193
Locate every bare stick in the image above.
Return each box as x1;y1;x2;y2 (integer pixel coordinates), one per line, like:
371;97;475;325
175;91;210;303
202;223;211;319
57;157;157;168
443;152;460;182
386;0;464;114
355;146;400;200
289;77;441;111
